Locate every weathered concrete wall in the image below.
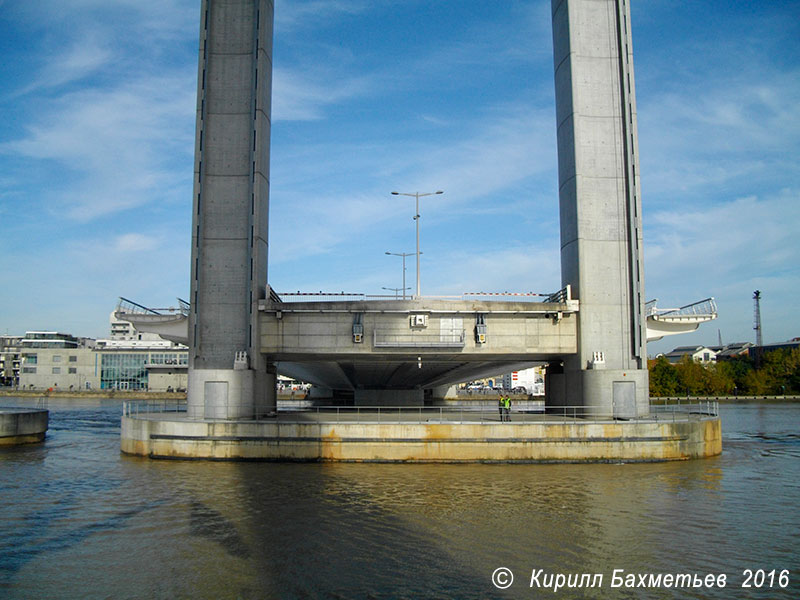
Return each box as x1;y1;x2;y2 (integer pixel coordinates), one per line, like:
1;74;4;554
0;409;48;445
122;415;721;462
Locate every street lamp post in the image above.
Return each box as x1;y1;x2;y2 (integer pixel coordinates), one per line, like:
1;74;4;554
391;190;443;298
381;286;409;299
384;251;418;300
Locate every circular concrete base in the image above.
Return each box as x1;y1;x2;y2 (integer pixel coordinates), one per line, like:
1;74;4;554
0;409;49;446
121;412;722;462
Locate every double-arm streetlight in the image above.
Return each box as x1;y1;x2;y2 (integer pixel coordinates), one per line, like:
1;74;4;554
384;251;418;300
391;190;443;298
381;286;409;299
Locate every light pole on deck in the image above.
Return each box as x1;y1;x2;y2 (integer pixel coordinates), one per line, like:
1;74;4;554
384;251;418;301
391;190;443;298
382;286;409;299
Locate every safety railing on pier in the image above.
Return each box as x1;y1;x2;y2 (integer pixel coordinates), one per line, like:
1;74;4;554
123;399;718;424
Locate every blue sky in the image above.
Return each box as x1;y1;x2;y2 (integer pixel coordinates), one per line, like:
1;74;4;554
1;0;798;356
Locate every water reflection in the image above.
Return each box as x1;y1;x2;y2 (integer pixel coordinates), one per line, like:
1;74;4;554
0;399;798;599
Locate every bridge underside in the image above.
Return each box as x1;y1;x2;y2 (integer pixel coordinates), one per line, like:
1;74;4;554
276;356;552;394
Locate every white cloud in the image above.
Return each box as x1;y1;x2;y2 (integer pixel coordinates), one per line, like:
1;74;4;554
273;67;372;121
17;34;113;95
275;0;374;30
646;192;799;281
113;233;160;253
1;73;195;220
638;67;800;200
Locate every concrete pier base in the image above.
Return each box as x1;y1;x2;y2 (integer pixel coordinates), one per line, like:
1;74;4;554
0;409;49;446
121;412;721;462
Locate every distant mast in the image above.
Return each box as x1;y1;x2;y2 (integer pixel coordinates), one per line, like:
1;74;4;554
753;290;763;346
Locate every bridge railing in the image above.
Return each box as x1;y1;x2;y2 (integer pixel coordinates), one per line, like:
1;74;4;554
117;296;190;317
646;297;717;318
275;286;574;304
123;399;718;424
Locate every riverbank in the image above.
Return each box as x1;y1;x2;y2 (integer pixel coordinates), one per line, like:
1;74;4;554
653;395;800;403
0;389;186;401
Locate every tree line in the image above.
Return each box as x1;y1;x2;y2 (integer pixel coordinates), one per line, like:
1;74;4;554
648;348;800;397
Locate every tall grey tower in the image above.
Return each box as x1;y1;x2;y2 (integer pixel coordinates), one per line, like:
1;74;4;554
548;0;649;416
187;0;275;419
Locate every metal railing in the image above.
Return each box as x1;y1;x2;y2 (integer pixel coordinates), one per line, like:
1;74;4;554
123;399;718;425
275;287;574;304
123;398;187;417
116;297;190;317
646;297;717;318
544;285;572;304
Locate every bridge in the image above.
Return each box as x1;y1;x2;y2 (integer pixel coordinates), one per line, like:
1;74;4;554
117;288;716;403
119;0;724;462
116;0;725;422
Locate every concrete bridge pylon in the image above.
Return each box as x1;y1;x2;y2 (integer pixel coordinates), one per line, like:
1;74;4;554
546;0;649;417
187;0;276;419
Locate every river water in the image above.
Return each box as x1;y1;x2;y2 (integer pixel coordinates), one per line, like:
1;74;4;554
0;399;797;599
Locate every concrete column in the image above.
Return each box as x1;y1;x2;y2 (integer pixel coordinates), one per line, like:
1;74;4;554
188;0;275;420
551;0;648;416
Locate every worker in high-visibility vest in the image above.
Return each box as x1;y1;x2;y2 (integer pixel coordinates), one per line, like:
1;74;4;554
498;395;505;421
503;396;512;422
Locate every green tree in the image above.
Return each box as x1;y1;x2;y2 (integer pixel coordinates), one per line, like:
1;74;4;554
675;355;709;396
705;361;736;395
648;357;680;396
720;356;754;394
755;348;800;394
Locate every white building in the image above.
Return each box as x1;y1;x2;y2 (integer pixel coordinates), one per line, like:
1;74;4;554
18;312;188;392
662;346;718;365
502;366;545;395
0;335;23;387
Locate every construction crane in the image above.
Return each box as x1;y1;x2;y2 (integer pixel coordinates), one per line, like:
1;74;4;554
753;290;763;346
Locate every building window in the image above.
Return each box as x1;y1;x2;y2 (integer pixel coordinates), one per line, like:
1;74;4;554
23;367;36;374
69;367;77;374
69;355;77;362
52;367;61;374
100;353;148;390
53;355;62;363
24;354;37;365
